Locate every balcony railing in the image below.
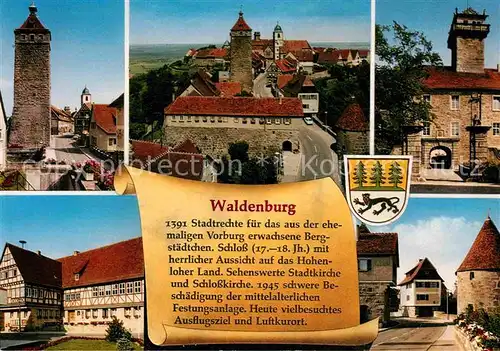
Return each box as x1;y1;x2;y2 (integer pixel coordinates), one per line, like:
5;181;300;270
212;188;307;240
452;23;490;32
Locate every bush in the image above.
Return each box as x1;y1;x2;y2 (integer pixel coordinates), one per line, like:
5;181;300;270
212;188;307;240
117;337;134;351
105;317;132;343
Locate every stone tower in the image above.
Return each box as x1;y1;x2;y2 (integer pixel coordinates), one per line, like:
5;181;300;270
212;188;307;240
456;217;500;314
10;2;51;151
447;8;490;74
81;86;92;106
230;11;252;93
273;23;284;60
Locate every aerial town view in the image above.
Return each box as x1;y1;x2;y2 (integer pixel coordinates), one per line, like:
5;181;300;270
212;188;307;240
129;1;371;185
0;1;124;191
375;0;500;194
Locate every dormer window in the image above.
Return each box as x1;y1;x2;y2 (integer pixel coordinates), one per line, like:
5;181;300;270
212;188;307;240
74;273;80;281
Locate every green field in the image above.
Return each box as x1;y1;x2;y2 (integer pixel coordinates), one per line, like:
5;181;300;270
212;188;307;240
46;339;142;350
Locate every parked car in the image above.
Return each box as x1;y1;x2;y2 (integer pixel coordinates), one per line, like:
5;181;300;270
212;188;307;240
303;117;314;125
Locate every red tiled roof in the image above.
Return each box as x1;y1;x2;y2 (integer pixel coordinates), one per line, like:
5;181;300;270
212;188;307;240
195;48;228;59
165;96;304;117
357;232;398;256
172;139;200;154
457;218;500;272
358;49;370;58
399;258;444;286
6;244;61;288
283;40;311;53
289;50;314;62
337;49;352;60
17;13;49;33
231;12;252;31
278;74;295;90
252;39;273;51
423;67;500;91
318;50;340;65
276;58;297;74
336;103;368;131
215;82;242;97
303;76;315;87
93;104;117;134
58;237;144;288
313;47;326;53
51;106;73;123
131;140;168;164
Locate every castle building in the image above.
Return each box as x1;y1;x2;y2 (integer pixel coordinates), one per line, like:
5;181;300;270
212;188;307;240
163;96;304;157
402;8;500;177
398;258;444;317
230;11;253;93
0;238;144;336
9;3;51;152
456;217;500;314
356;226;399;324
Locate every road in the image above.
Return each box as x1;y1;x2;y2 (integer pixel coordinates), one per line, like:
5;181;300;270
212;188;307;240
371;319;461;350
52;136;92;164
253;72;273;97
297;123;340;186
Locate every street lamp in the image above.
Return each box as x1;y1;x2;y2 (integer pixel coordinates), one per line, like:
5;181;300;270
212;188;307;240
324;111;328;126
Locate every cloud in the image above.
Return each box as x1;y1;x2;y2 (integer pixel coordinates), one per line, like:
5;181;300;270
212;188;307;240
377;216;482;292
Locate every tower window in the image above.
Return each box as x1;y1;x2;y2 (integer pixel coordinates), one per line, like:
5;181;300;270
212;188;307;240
29;34;35;41
493;96;500;111
451;122;460;137
422;122;431;136
470;272;475;280
493;123;500;136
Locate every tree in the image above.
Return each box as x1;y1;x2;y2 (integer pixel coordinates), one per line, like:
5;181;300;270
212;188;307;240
370;161;386;188
228;141;249;162
314;61;370;126
105;316;132;342
376;22;442;154
353;161;367;188
388;161;403;188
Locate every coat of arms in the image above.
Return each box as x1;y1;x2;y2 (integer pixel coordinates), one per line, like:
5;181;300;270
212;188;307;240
344;156;412;226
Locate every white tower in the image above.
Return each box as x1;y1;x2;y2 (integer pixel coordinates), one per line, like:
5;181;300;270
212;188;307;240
81;86;92;105
273;22;284;60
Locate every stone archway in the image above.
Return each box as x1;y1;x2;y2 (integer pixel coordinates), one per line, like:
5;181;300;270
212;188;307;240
429;146;452;169
282;140;292;152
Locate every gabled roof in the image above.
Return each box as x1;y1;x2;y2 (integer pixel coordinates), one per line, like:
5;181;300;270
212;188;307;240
189;70;220;97
423;66;500;91
252;39;273;51
131;140;168;164
215;82;242;97
288;50;314;62
357;232;398;256
195;48;228;59
318;50;340;65
398;258;444;286
57;237;144;288
5;244;61;288
92;104;117;134
109;94;124;109
280;74;317;97
336;103;368;131
457;217;500;272
165;96;304;117
283;40;312;53
231;12;252;31
278;74;295;90
276;58;297;74
51;106;73;123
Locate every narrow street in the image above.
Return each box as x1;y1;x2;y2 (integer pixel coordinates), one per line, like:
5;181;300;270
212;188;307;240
371;319;462;350
253;72;273;97
51;136;92;163
297;123;340;186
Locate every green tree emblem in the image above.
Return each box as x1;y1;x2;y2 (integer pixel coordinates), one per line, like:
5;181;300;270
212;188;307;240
370;161;386;188
352;161;367;188
388;161;403;189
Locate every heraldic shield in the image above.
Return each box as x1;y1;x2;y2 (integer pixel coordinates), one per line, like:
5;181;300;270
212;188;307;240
344;155;413;226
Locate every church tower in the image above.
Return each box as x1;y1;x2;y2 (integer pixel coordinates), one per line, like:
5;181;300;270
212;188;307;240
9;2;51;151
273;22;284;60
81;86;92;106
230;11;253;93
447;8;490;74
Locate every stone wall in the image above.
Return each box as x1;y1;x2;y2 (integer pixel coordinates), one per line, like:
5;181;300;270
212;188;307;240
164;126;299;158
457;270;500;314
10;39;51;150
230;33;253;93
426;93;500;167
455;37;485;74
336;130;369;156
358;256;396;282
359;282;390;322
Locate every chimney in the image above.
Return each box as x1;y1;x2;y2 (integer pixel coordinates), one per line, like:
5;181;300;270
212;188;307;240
36;250;41;255
73;251;80;256
497;63;500;73
254;32;261;41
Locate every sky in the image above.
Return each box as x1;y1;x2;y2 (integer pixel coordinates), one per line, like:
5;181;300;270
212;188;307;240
376;0;500;68
372;197;499;292
0;0;125;115
130;0;371;45
0;195;140;259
